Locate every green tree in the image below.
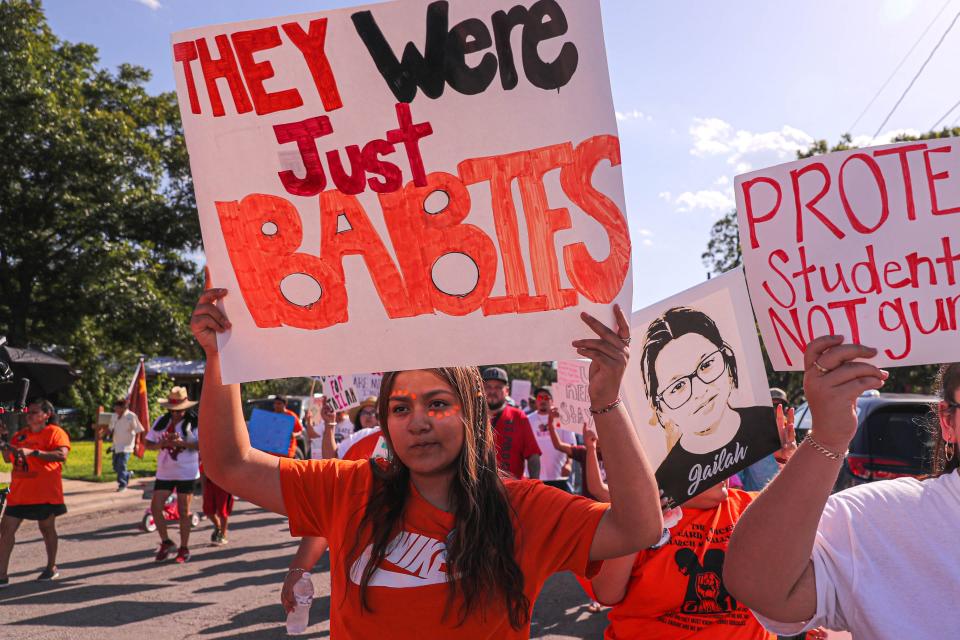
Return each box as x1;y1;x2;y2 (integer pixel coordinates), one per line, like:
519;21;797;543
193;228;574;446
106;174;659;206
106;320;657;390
0;1;202;422
701;129;960;399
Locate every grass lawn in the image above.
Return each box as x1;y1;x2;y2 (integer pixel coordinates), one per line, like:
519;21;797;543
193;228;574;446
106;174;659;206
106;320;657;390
0;440;158;483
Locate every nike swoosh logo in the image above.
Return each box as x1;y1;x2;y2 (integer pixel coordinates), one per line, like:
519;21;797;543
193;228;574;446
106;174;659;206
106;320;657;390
349;532;449;588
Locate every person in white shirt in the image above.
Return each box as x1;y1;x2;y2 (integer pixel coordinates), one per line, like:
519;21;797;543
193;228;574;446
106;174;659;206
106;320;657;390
724;336;959;639
144;387;200;564
526;387;574;490
104;399;144;491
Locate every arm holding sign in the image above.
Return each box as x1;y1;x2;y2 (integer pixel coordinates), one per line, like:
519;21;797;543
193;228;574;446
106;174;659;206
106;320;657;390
724;336;887;623
583;425;609;502
191;289;287;515
574;306;663;560
547;408;574;456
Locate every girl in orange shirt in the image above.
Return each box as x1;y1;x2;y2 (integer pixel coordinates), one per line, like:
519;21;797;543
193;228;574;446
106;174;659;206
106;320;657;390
191;288;663;638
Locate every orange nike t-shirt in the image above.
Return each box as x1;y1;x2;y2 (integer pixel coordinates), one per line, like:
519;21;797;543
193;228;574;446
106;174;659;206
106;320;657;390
604;489;773;640
7;424;72;506
279;457;608;639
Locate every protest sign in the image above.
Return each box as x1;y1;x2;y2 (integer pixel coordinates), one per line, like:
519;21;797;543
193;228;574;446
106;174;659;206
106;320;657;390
248;407;296;454
510;379;531;405
172;0;631;383
320;375;359;411
736;138;960;370
555;359;592;433
351;373;383;400
621;269;780;506
306;394;327;424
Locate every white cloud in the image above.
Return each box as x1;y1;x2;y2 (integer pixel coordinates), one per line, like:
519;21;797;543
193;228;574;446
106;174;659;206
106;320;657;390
714;175;730;186
673;190;735;213
849;128;922;148
642;238;654;247
882;0;919;22
616;109;653;122
657;191;672;202
637;228;653;237
134;0;162;9
734;161;753;174
689;117;814;166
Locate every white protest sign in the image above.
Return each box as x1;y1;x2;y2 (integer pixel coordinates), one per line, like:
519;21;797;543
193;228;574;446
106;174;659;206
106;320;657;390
736;138;960;370
320;375;360;411
172;0;631;383
621;269;780;506
510;379;531;404
351;373;383;400
555;359;592;433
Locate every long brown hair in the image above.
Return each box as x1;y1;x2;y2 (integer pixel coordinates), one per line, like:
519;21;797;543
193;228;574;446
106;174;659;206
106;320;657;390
930;363;960;477
347;367;530;628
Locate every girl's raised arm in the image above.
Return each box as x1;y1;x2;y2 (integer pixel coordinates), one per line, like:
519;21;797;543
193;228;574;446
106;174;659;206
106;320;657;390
191;288;287;515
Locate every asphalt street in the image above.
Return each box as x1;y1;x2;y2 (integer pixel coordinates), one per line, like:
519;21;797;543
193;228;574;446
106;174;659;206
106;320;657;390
0;498;608;639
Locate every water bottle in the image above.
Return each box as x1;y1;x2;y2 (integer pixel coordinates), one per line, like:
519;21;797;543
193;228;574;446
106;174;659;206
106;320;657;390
285;572;314;635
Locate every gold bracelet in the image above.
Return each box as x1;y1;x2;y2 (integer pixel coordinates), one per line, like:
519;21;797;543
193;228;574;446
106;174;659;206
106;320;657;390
804;434;844;461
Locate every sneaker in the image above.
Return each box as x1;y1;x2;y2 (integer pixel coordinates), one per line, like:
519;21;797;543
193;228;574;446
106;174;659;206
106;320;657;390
215;533;228;546
0;576;8;588
175;547;191;563
37;568;59;581
210;527;221;544
116;486;127;492
155;539;177;562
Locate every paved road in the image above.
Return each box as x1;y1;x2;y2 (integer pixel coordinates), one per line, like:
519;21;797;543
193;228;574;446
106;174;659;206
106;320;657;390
0;498;608;639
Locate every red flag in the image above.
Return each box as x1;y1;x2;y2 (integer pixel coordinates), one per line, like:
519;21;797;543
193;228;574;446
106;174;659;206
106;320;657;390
127;359;150;459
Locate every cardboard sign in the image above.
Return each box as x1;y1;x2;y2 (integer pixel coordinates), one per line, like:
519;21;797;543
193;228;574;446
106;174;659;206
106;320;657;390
351;373;384;400
555;359;592;433
306;394;327;424
320;375;360;411
510;379;531;404
735;138;960;370
172;0;631;383
97;412;114;427
621;269;780;506
248;407;295;454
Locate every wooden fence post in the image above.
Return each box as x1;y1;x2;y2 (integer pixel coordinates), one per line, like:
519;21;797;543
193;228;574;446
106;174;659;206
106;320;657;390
94;405;103;478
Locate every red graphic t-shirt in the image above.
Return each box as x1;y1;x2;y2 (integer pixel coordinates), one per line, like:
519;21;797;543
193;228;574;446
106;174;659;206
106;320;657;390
604;489;774;639
491;406;541;479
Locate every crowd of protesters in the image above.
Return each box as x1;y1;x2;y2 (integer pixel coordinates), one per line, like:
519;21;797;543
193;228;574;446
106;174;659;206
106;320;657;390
0;292;957;639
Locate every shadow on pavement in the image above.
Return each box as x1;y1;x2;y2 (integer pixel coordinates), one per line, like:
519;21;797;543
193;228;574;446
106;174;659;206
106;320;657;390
197;597;329;636
9;599;208;627
0;581;167;606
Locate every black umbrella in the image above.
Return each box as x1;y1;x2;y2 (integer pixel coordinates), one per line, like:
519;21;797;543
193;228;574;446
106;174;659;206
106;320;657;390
0;342;78;402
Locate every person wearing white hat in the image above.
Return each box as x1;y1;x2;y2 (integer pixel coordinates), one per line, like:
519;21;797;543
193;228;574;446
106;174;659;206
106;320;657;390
144;386;199;564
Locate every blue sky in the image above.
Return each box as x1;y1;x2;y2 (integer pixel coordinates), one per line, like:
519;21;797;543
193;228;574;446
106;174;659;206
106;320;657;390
44;0;960;309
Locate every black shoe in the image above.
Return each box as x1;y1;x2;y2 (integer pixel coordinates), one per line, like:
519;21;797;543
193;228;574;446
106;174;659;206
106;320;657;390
0;576;8;588
37;568;59;581
210;527;221;543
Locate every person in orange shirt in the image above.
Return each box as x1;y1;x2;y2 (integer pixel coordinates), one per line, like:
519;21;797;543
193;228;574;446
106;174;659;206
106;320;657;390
0;398;71;586
272;396;303;458
191;288;663;639
590;406;825;640
280;397;388;623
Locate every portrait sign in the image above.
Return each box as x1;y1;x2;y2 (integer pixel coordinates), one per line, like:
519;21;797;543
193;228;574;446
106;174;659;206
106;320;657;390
172;0;631;383
621;269;781;506
736;138;960;370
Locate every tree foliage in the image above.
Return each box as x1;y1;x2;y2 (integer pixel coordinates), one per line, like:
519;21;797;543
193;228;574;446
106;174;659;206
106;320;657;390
700;129;960;400
0;1;202;420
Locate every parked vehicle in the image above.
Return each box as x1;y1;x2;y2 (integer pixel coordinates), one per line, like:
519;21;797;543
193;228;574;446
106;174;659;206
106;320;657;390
793;391;937;492
242;395;311;459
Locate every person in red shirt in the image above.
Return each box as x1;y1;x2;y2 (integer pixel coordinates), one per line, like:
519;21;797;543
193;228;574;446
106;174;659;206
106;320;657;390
272;396;303;458
192;289;663;638
0;398;71;586
482;367;541;480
